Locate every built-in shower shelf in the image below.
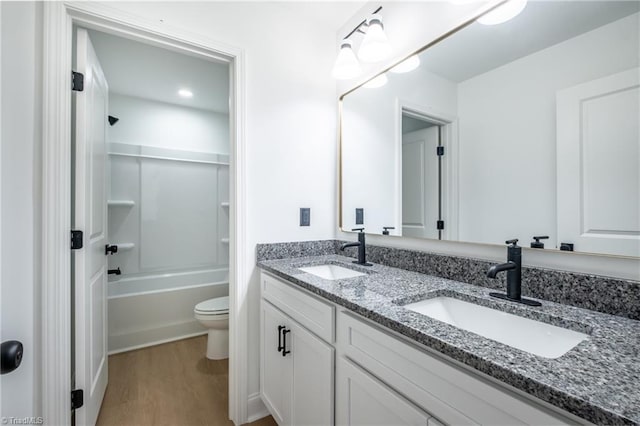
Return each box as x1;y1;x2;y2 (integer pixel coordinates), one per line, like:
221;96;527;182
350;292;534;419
220;238;230;244
115;243;135;251
108;200;135;207
221;202;229;208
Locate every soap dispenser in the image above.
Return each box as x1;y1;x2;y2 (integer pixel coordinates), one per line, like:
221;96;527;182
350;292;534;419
530;235;549;249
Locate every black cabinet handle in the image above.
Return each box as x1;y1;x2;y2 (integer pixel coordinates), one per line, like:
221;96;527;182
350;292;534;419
1;340;24;375
108;268;121;275
282;329;291;357
277;325;285;353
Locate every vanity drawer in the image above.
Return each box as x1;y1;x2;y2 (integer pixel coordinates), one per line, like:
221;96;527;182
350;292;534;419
261;271;335;343
337;310;573;426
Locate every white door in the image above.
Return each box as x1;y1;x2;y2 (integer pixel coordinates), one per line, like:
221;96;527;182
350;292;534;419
290;320;334;426
557;68;640;257
335;358;431;426
260;301;291;425
402;127;440;239
73;28;109;425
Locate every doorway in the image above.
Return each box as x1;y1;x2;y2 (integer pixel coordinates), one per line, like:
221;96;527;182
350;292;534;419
71;25;234;424
401;113;442;240
42;4;248;425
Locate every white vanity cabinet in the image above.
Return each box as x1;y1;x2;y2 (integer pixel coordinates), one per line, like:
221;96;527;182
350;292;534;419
259;271;582;426
335;311;576;426
260;272;335;425
336;357;439;426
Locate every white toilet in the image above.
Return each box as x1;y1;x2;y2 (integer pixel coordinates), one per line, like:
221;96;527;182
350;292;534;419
194;296;229;360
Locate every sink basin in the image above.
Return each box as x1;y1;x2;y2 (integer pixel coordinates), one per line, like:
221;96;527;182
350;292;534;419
298;264;366;280
404;297;588;359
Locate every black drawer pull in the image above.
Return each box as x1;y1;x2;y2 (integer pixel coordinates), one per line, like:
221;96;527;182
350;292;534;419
277;325;285;353
282;329;291;357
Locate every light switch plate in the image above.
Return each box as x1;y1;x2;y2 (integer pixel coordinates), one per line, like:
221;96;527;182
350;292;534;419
300;208;311;226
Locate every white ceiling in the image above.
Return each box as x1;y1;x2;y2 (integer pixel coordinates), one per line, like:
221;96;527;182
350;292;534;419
419;1;640;83
273;1;367;30
87;2;365;113
88;30;230;113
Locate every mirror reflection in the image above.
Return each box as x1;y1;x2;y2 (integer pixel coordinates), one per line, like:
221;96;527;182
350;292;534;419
340;1;640;257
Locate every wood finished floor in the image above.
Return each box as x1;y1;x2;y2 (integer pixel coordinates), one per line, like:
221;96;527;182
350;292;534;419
96;336;277;426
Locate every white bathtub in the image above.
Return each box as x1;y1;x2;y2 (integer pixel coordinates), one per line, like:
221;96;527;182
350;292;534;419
108;268;228;354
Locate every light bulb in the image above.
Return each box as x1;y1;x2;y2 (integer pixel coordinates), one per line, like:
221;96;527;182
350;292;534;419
358;16;391;63
363;74;388;89
390;55;420;74
478;0;527;25
332;39;362;80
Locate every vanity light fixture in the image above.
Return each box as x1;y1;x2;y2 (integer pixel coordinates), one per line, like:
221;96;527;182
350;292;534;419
358;15;391;63
363;74;388;89
390;55;420;74
332;39;362;80
331;6;391;80
178;89;193;98
478;0;528;25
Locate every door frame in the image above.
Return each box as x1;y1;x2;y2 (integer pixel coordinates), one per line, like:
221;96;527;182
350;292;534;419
396;99;459;241
42;3;248;424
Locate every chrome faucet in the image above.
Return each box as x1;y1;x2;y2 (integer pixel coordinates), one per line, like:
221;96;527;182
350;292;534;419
340;228;372;266
487;239;541;306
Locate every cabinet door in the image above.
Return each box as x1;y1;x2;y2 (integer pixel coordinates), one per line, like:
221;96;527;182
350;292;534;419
261;300;291;425
336;358;430;426
289;320;335;426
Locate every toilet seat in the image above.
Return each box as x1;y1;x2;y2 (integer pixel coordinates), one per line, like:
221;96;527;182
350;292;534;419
194;296;229;315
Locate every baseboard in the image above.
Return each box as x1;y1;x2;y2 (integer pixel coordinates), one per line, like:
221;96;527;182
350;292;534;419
108;330;208;355
108;320;207;354
246;392;269;424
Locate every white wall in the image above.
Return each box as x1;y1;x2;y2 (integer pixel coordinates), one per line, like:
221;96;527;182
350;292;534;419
101;1;339;418
457;13;640;247
108;93;230;154
0;1;42;419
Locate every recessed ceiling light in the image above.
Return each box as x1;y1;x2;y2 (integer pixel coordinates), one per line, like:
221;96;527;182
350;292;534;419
178;89;193;98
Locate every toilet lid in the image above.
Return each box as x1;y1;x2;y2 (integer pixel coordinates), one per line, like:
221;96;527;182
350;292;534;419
195;296;229;314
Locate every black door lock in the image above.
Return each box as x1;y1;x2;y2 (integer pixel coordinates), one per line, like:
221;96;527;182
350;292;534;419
1;340;24;375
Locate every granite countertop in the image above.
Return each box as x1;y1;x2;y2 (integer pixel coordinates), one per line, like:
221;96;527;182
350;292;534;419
258;254;640;425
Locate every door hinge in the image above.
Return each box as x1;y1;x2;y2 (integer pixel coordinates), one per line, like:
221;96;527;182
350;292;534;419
71;230;83;250
72;71;84;92
436;146;444;156
71;389;84;410
437;220;445;230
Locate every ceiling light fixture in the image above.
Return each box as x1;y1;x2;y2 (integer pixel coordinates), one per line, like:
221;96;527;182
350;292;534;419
178;89;193;98
477;0;528;25
332;40;362;80
331;6;391;80
390;55;420;74
363;74;388;89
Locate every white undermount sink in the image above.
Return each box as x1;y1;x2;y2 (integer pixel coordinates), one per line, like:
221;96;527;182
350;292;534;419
298;264;366;280
404;297;588;359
